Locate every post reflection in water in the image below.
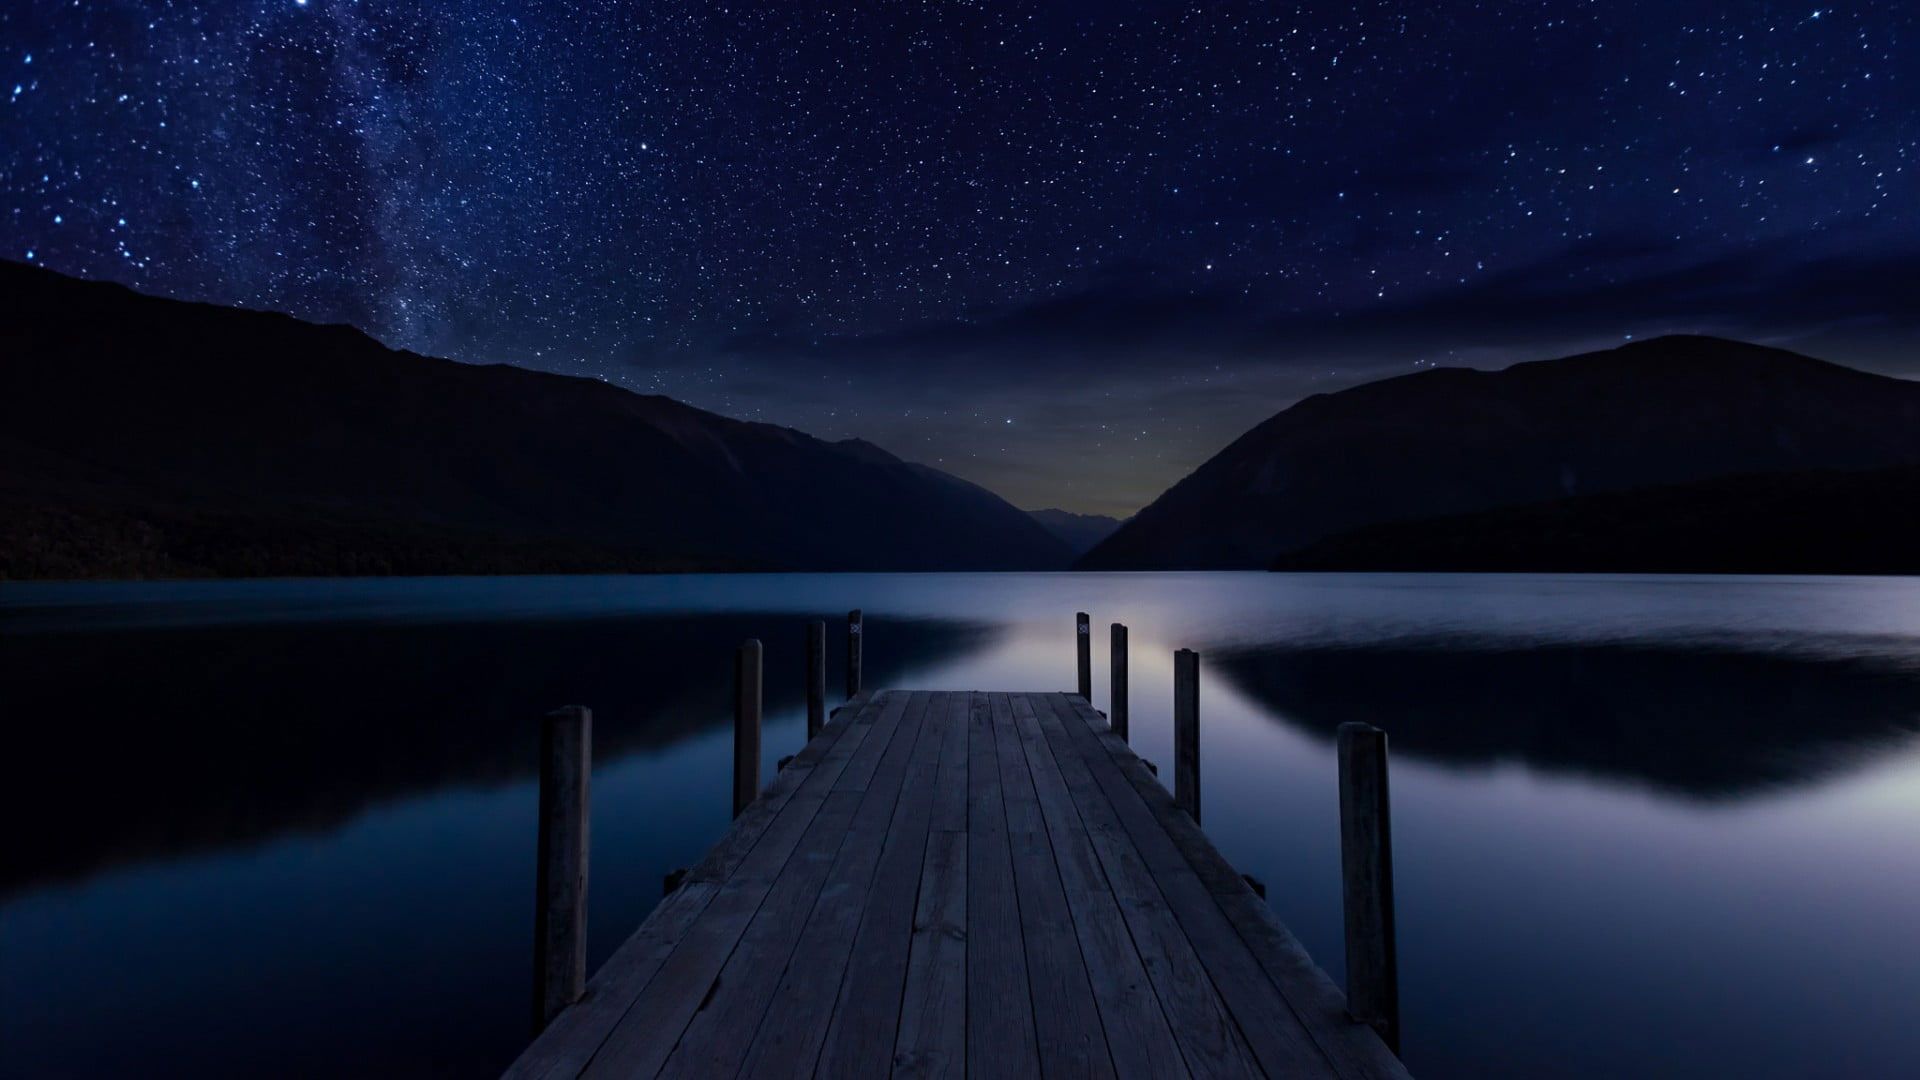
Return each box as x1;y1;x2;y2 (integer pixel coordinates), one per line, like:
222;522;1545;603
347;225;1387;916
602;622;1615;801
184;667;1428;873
4;572;1920;1079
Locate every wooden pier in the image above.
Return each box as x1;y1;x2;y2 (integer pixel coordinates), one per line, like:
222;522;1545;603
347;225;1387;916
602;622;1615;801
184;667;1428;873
509;675;1409;1075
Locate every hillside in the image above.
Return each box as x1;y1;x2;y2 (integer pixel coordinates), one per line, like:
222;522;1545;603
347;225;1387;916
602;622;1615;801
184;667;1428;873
0;263;1072;577
1270;466;1920;574
1081;336;1920;569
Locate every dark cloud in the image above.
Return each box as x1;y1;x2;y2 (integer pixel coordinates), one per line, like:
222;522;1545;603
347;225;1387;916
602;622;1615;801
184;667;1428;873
677;238;1920;515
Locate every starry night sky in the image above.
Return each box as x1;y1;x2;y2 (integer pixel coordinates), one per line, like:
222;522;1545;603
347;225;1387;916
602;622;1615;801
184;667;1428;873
5;2;1916;515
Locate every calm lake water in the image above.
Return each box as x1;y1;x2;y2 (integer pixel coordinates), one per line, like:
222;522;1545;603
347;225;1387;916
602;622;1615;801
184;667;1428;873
4;572;1920;1078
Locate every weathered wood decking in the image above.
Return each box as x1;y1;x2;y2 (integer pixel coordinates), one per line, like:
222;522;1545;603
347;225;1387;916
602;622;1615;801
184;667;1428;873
507;690;1410;1079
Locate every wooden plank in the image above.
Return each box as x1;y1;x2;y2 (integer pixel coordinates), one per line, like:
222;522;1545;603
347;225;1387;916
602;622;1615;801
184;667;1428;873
513;684;1396;1080
1058;693;1409;1078
812;691;957;1076
729;691;943;1079
1056;695;1410;1080
653;787;864;1078
575;692;918;1078
893;827;967;1078
505;694;881;1080
1031;695;1262;1077
967;693;1041;1078
927;690;970;833
668;693;931;1073
1049;692;1333;1076
893;690;972;1077
1008;694;1188;1080
992;693;1114;1079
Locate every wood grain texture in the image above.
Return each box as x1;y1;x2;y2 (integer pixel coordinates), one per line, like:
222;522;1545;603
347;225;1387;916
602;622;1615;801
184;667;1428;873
504;695;879;1080
845;609;863;700
505;689;1404;1080
1338;722;1400;1054
965;693;1039;1078
814;691;948;1076
1059;694;1410;1080
735;640;763;818
1076;612;1093;700
533;705;591;1034
806;621;826;740
578;693;915;1079
734;692;937;1080
1034;694;1263;1078
992;692;1113;1080
1009;693;1188;1080
1172;649;1199;823
1053;694;1340;1077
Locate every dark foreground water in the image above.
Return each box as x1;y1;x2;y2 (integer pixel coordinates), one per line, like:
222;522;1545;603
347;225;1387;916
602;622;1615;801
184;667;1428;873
4;573;1920;1078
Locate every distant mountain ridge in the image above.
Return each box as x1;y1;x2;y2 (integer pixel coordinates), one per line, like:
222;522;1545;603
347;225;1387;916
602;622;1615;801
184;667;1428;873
1080;336;1920;570
0;262;1072;577
1026;508;1125;556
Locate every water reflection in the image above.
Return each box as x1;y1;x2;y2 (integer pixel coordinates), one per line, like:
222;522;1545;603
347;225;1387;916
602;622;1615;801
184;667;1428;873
1;612;996;895
7;573;1920;1079
1210;642;1920;799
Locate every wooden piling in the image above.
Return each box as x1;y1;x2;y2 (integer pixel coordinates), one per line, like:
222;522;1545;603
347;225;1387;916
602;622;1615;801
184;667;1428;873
806;621;826;740
508;689;1411;1079
845;609;863;700
1075;611;1092;700
1109;623;1129;740
1337;722;1400;1054
1173;648;1200;823
533;705;590;1034
734;640;763;818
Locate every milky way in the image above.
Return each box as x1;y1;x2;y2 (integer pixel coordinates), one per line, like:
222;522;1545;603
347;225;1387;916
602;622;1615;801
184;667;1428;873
5;2;1916;514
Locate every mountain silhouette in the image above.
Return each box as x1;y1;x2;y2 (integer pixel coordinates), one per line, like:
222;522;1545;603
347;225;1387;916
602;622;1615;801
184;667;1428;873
1081;336;1920;569
1026;508;1125;556
0;263;1072;577
1272;465;1920;573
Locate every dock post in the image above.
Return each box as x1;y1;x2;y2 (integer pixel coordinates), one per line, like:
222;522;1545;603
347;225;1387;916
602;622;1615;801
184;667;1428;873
1076;612;1092;700
806;621;826;740
735;640;763;818
533;705;591;1034
1337;722;1400;1053
1173;648;1200;822
845;609;863;700
1110;623;1129;740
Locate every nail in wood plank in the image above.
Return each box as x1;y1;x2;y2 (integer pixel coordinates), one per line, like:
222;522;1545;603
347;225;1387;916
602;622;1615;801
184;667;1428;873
846;609;864;700
1075;612;1092;700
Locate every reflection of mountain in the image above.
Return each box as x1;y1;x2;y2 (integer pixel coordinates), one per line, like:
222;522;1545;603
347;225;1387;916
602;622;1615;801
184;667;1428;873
1210;643;1920;799
0;613;995;895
